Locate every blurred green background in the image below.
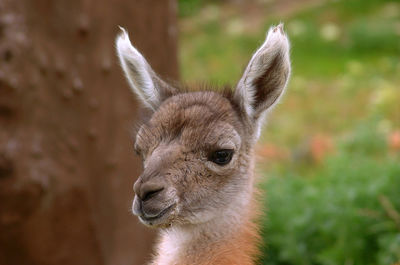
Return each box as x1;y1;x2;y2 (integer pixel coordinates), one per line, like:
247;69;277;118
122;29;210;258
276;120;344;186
178;0;400;264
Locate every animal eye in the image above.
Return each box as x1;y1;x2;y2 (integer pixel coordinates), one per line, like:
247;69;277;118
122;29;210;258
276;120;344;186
209;149;234;165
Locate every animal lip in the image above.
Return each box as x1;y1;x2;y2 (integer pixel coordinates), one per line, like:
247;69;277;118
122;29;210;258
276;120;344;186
140;204;175;222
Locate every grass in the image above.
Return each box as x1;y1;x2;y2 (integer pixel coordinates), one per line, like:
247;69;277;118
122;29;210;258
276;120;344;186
258;118;400;265
178;0;400;264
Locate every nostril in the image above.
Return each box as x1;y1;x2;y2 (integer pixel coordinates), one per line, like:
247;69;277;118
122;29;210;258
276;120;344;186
142;187;164;201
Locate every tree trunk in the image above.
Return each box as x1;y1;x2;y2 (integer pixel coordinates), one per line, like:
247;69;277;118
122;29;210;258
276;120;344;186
0;0;178;264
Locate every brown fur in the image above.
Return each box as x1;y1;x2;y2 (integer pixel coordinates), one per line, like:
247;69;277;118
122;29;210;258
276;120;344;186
133;91;262;265
115;24;291;265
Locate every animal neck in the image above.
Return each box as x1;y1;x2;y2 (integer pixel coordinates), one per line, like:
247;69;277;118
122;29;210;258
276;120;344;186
152;178;260;265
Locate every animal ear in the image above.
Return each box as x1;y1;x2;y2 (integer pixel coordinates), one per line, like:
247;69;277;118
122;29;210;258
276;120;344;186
235;24;291;126
115;27;177;110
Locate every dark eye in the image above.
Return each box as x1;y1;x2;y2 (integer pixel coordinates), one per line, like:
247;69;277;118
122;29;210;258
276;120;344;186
209;149;234;165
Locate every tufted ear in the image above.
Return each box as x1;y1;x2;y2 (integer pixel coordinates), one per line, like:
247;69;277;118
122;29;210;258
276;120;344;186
235;24;291;136
115;27;176;110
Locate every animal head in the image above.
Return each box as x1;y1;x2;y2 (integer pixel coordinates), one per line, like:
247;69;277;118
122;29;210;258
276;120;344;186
116;25;290;228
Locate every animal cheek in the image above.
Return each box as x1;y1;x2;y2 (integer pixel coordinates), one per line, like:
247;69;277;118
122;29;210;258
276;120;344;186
164;186;178;199
168;178;186;199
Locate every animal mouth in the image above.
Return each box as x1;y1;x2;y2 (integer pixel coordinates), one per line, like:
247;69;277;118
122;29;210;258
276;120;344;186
139;203;176;224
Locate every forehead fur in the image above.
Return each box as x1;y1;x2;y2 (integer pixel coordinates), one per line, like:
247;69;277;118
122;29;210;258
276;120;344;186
136;89;244;152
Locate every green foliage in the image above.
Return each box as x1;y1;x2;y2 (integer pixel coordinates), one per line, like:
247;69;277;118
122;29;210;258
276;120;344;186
178;0;204;17
258;121;400;265
348;19;400;54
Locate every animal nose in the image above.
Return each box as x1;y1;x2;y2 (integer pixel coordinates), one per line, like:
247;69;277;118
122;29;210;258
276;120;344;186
134;181;165;201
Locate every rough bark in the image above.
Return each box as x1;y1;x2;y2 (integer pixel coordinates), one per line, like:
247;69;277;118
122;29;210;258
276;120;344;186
0;0;178;264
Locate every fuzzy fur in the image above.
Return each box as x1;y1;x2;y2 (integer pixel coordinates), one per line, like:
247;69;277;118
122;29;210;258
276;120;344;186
115;24;291;265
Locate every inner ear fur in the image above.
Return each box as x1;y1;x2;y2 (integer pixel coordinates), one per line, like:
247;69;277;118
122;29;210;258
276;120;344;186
235;24;291;121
